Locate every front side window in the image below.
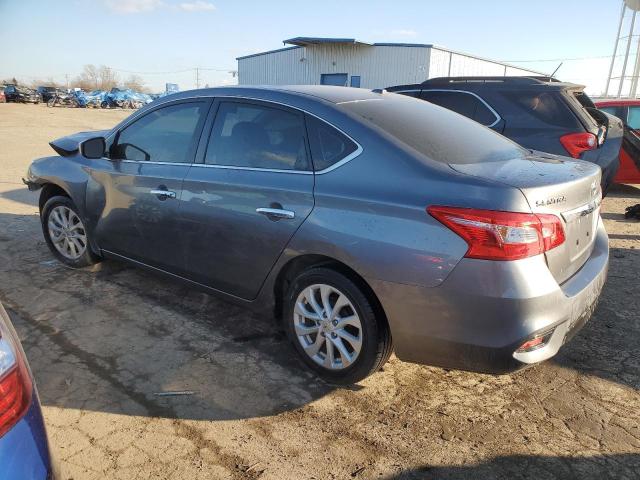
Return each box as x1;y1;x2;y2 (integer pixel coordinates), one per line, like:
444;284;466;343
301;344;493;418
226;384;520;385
306;116;358;171
205;102;310;171
111;102;207;163
420;90;497;126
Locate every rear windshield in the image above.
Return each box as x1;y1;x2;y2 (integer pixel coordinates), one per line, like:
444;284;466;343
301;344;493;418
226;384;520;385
501;91;580;128
338;93;524;164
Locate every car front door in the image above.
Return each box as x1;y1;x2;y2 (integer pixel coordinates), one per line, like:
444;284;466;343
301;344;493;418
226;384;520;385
87;99;211;273
180;99;315;299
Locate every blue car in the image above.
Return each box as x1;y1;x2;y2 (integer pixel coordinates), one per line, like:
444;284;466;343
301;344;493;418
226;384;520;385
0;302;55;479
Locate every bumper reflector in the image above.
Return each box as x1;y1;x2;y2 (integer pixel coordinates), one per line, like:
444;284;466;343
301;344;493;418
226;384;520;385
516;331;554;353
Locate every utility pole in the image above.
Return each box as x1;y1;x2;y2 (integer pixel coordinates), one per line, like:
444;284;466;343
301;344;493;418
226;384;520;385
65;74;69;89
195;67;200;89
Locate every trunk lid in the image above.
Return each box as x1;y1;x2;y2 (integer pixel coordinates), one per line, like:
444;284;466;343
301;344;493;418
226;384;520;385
49;130;110;157
450;153;602;284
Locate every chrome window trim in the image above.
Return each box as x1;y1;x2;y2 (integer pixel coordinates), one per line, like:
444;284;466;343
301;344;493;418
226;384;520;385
120;160;192;167
393;88;502;128
108;94;364;175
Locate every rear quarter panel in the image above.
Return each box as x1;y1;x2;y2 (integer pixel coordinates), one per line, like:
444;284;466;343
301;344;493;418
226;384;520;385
277;127;532;289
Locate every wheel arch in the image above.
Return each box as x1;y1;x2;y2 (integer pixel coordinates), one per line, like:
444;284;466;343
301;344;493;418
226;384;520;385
39;183;71;212
273;254;390;333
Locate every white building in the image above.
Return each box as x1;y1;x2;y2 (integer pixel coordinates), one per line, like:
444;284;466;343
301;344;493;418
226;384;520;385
237;37;545;88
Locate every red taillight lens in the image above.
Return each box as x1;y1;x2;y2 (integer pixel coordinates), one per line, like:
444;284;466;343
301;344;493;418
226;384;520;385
0;316;33;438
427;206;565;261
559;132;597;159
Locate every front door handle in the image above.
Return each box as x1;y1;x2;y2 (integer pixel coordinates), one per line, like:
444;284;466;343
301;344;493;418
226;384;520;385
256;207;295;220
150;189;177;199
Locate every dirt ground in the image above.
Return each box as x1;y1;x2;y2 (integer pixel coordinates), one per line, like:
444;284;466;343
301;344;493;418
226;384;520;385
0;102;638;480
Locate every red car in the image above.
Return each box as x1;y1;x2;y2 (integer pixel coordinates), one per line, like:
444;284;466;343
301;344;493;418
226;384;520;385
595;99;640;184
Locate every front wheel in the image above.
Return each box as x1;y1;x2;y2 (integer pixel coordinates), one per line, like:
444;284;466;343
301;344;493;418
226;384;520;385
41;196;100;268
47;98;56;107
283;268;392;384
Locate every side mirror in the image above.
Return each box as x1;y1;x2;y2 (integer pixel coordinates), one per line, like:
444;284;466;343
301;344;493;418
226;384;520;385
80;137;106;159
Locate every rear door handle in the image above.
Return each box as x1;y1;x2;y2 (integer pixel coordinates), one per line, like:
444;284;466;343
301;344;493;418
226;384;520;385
256;207;295;220
150;189;177;199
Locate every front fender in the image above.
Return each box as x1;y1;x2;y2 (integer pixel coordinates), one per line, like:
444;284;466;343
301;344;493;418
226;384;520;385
26;156;91;217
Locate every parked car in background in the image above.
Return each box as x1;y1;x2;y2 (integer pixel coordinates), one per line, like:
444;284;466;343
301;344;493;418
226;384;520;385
36;86;61;103
0;87;6;103
25;86;607;384
595;99;640;184
3;85;41;104
387;77;622;193
0;302;55;479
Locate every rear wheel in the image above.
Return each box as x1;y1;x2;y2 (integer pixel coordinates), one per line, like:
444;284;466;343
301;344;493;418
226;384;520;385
283;268;392;384
41;196;100;268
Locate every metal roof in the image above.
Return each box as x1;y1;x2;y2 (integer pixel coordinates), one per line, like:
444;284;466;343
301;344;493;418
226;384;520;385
283;37;373;47
236;37;433;60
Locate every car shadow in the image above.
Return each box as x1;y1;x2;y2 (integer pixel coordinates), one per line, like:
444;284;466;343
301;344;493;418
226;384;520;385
380;453;640;479
0;209;637;425
549;245;639;391
0;208;345;422
0;185;38;207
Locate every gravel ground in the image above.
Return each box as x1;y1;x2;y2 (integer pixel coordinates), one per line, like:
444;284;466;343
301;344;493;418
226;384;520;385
0;103;638;480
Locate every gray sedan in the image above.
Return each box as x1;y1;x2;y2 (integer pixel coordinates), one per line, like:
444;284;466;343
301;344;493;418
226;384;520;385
25;86;608;384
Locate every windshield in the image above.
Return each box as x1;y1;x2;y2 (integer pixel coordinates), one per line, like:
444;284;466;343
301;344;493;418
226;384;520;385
338;93;525;164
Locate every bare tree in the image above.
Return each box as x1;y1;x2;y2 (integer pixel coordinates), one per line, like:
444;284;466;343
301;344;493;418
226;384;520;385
123;74;147;92
98;65;119;90
29;77;61;89
73;64;120;91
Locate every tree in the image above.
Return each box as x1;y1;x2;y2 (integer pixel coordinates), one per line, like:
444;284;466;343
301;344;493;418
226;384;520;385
73;64;119;91
123;74;147;92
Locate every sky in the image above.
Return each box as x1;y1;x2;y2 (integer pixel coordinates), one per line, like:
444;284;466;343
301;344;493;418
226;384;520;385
0;0;632;94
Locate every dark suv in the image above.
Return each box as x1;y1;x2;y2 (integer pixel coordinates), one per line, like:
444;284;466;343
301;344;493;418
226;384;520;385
3;85;41;104
36;86;60;103
386;77;622;192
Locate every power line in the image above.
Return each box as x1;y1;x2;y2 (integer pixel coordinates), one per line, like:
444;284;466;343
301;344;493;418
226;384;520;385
111;66;235;75
501;54;625;63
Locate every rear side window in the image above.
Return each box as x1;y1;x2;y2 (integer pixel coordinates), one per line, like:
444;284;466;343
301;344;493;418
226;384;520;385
628;107;640;129
420;90;497;126
501;91;579;128
599;106;624;120
205;102;310;171
111;102;207;163
306;116;358;171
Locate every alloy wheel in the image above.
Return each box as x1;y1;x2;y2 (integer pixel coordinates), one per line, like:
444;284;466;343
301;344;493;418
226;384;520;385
47;206;88;260
293;284;363;370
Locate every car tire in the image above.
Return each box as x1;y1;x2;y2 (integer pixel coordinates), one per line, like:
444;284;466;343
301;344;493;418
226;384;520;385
41;196;101;268
283;267;392;384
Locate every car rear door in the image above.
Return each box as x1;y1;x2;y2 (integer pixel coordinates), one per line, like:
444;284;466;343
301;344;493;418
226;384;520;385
179;98;315;300
88;98;211;272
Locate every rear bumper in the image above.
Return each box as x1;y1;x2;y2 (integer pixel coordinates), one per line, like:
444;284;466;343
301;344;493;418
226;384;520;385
371;219;609;374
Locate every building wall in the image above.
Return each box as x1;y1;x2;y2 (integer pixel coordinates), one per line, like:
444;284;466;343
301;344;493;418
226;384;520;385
238;45;430;88
428;47;540;78
238;45;543;87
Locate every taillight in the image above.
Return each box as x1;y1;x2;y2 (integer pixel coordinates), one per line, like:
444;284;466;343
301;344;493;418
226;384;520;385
428;206;565;261
559;132;597;158
0;309;33;438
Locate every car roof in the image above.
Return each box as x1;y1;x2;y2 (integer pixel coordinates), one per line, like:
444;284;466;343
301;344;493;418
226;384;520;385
165;85;384;105
387;76;583;92
595;99;640;107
